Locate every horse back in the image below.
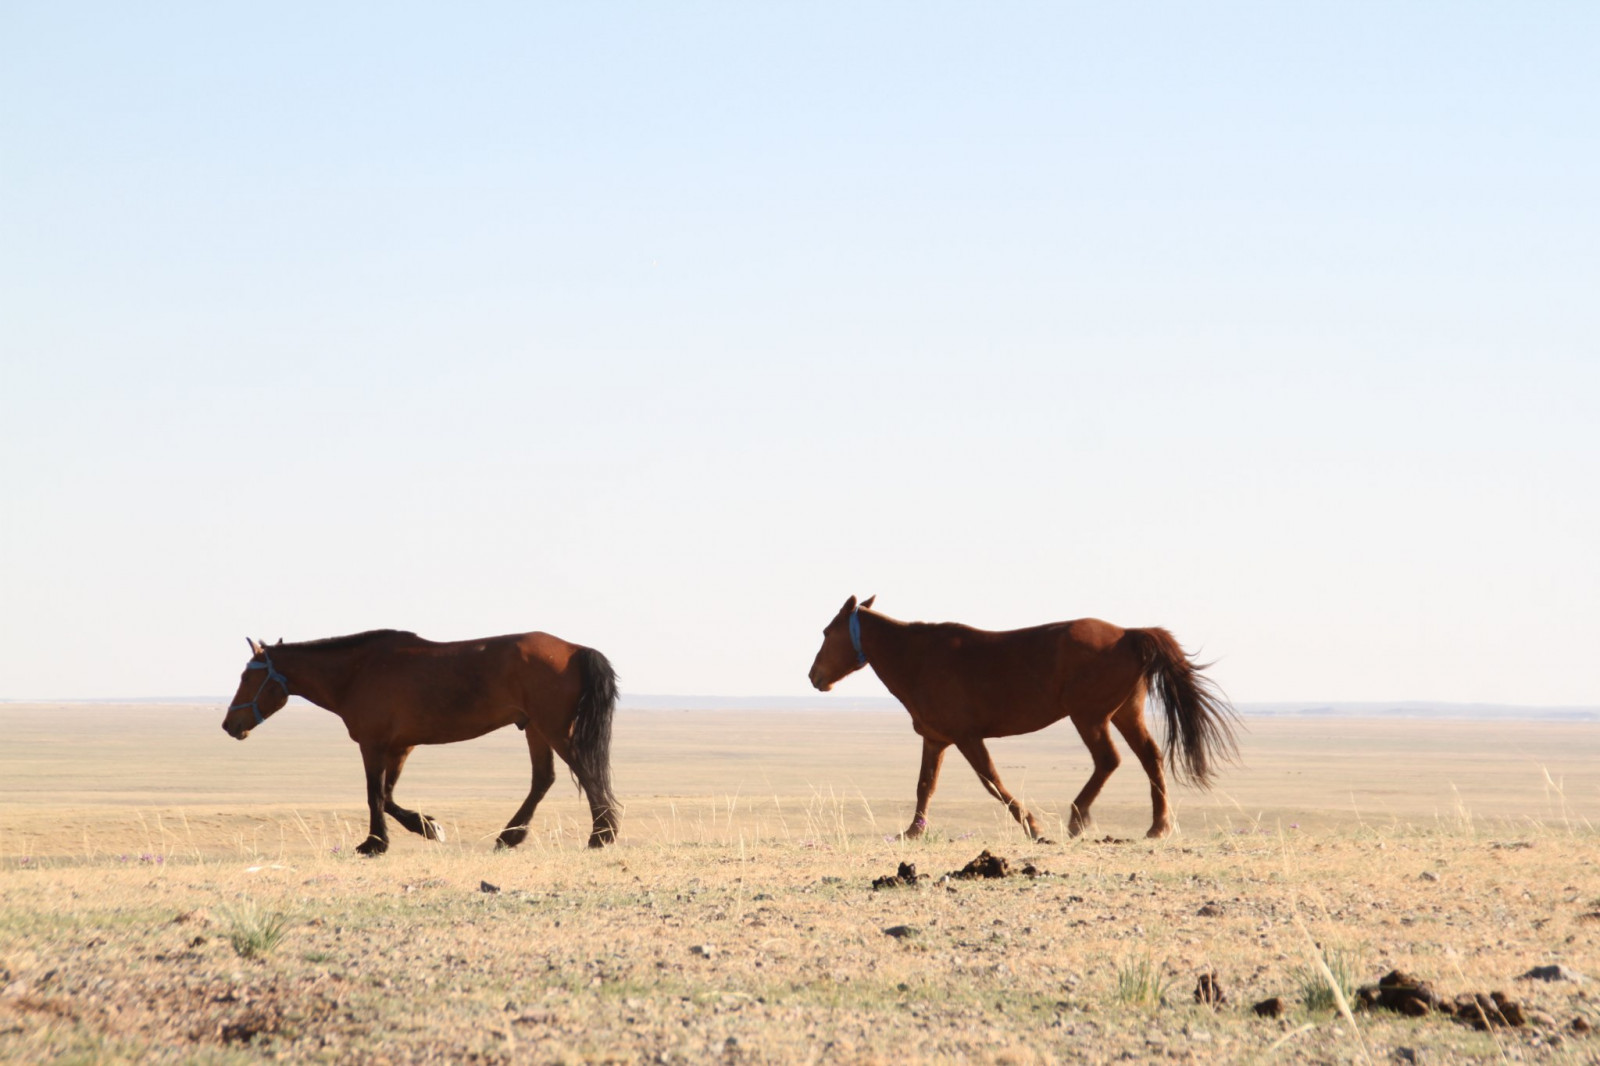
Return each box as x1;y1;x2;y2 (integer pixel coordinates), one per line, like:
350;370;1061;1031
338;631;586;746
895;617;1145;738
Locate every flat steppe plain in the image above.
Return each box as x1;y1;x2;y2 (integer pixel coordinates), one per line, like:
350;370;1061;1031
2;702;1597;1064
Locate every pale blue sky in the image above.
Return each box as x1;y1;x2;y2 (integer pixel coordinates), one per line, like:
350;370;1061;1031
2;4;1596;702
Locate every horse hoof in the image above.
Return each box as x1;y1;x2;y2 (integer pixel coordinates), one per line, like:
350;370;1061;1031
424;819;446;843
355;837;388;856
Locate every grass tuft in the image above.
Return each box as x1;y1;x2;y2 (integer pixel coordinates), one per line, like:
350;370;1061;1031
1113;955;1168;1009
222;901;290;959
1291;946;1359;1013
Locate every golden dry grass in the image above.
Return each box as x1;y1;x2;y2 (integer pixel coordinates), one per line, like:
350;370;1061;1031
2;703;1598;1064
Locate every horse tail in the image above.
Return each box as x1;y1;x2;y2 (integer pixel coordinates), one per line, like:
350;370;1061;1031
1126;627;1240;789
569;646;620;842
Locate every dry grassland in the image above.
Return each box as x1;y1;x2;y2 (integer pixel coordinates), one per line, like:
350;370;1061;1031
2;703;1598;1065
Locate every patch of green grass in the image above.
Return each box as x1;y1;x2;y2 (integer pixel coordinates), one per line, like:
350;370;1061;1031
221;901;290;959
1113;955;1167;1009
1291;947;1359;1013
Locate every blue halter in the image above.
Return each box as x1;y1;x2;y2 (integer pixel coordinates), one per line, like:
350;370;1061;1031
229;650;289;726
848;607;867;666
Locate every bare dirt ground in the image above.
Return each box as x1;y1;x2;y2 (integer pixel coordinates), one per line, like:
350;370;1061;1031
2;703;1597;1064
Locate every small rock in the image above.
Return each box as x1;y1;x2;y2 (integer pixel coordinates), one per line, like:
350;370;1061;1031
690;944;716;958
1570;1016;1591;1034
1196;902;1225;918
1418;871;1440;882
1520;964;1585;984
512;1010;553;1025
1252;997;1285;1018
883;925;919;940
479;881;500;894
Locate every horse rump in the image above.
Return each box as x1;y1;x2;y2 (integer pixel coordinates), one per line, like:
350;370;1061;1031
569;646;620;843
1125;628;1240;788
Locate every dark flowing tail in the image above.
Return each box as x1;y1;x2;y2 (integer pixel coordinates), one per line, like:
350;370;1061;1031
570;646;620;845
1127;628;1240;788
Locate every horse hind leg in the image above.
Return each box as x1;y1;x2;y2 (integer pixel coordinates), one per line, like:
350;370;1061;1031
955;738;1052;843
382;747;444;842
497;742;556;850
1112;694;1172;839
1067;718;1121;838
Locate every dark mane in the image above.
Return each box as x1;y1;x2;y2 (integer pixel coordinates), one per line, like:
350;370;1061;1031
287;629;418;653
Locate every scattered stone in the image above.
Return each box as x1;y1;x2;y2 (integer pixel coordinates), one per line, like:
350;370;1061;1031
478;881;500;894
873;862;927;891
948;850;1011;880
1193;972;1226;1008
883;925;919;940
1520;964;1585;984
1196;901;1225;918
1394;1048;1423;1065
1093;836;1131;844
1357;970;1443;1016
512;1009;554;1025
172;909;210;926
1252;997;1285;1018
1526;1009;1556;1027
1418;871;1440;882
1490;840;1534;850
1570;1016;1591;1034
690;944;716;958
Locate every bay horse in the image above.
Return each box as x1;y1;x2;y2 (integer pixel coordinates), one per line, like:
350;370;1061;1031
221;629;619;854
807;597;1238;841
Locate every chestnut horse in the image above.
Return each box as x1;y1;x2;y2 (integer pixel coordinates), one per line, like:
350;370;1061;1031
807;597;1237;841
221;629;619;854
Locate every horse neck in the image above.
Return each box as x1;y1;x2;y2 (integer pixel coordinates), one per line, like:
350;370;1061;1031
858;611;915;696
269;643;357;712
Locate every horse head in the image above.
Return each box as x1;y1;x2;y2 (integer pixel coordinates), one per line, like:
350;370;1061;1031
221;637;291;739
808;595;875;691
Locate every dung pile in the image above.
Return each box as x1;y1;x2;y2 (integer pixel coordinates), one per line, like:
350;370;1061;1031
1354;970;1533;1031
949;850;1011;880
872;862;928;890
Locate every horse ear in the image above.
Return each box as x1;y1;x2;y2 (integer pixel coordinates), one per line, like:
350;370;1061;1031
274;638;283;646
842;596;857;613
860;595;876;610
247;637;263;656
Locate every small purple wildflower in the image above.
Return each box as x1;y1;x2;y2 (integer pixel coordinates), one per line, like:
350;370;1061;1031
17;857;29;865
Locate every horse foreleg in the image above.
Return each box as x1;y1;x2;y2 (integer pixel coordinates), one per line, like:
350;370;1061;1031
382;746;445;842
903;737;949;839
497;742;555;850
956;738;1051;842
356;743;390;856
1067;719;1122;838
1112;698;1172;838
